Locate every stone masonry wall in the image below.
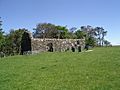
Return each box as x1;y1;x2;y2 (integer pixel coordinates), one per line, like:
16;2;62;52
31;38;85;53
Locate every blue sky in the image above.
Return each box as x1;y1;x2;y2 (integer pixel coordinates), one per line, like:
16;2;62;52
0;0;120;45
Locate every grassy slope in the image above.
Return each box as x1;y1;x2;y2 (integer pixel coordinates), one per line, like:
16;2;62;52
0;47;120;90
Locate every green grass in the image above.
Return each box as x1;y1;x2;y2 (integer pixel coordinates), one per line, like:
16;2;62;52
0;47;120;90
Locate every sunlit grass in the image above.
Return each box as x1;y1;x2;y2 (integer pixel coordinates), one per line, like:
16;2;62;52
0;47;120;90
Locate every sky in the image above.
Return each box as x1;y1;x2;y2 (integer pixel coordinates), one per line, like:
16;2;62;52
0;0;120;45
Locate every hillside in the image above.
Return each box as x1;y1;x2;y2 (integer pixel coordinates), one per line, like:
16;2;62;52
0;47;120;90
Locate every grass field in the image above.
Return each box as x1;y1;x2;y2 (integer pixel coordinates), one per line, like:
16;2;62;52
0;47;120;90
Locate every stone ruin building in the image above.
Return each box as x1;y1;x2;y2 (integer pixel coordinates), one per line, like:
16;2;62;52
21;31;85;54
32;38;85;53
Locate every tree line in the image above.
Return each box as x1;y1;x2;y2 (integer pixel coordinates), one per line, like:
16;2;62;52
33;23;111;46
0;17;111;57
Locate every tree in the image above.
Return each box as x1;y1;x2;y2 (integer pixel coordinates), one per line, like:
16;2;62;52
5;28;27;55
94;27;102;46
104;40;111;46
94;27;107;46
75;30;85;39
81;25;97;38
33;23;70;39
67;27;77;39
80;25;97;47
0;17;4;39
0;28;28;56
0;17;5;53
69;27;77;33
33;23;58;38
56;25;69;39
102;31;107;46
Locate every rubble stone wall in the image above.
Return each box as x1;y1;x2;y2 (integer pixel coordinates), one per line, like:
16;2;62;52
31;38;85;53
